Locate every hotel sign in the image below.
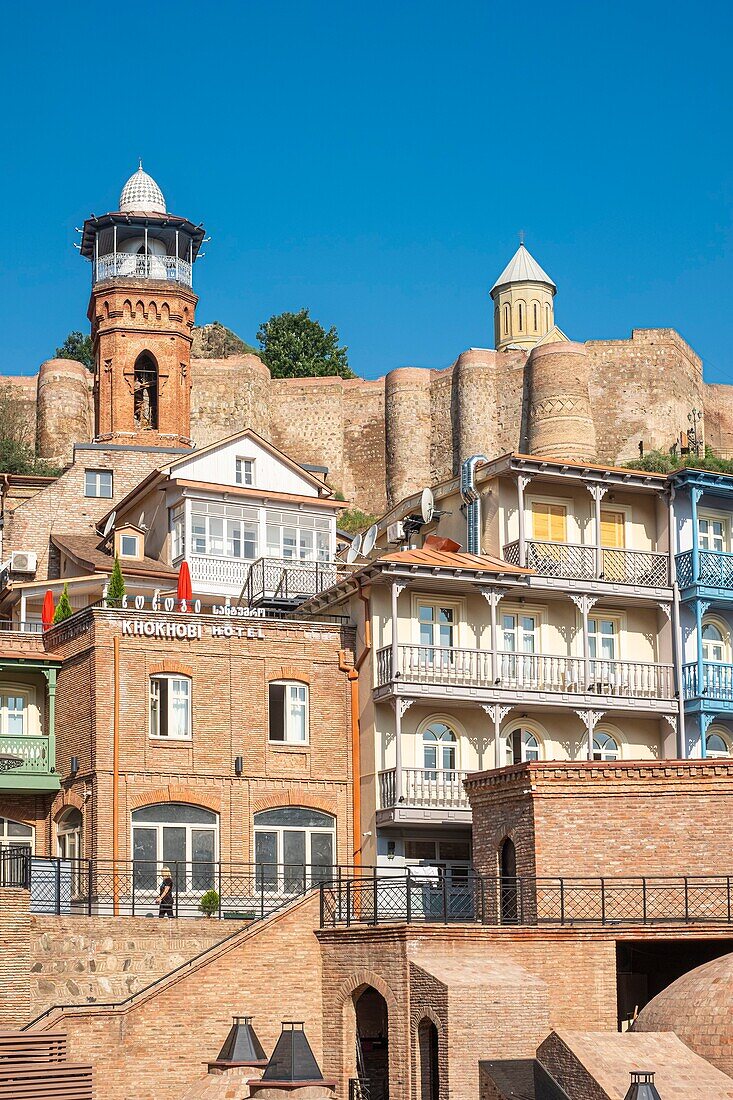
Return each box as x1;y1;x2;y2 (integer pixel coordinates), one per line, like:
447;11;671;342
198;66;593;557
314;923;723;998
121;619;266;640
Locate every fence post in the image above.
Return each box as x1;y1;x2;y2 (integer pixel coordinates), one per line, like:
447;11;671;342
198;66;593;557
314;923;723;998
372;870;378;926
728;877;732;923
479;874;486;925
131;861;136;917
55;858;61;916
559;878;565;925
442;873;448;924
642;877;647;924
175;863;179;918
319;883;324;927
406;867;412;923
346;878;352;928
600;877;605;925
338;866;343;924
259;865;265;921
684;877;689;922
218;861;222;920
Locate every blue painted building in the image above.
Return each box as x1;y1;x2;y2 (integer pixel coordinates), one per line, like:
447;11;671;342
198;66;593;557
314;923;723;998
671;467;733;758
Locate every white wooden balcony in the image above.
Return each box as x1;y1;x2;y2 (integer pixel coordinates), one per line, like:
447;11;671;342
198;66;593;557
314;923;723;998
377;644;675;704
504;540;669;587
377;767;473;824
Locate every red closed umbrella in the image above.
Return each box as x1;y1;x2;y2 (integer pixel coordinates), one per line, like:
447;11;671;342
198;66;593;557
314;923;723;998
177;561;193;610
41;590;55;630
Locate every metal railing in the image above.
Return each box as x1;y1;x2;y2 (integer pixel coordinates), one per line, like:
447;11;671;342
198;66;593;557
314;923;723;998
0;620;44;634
378;767;471;809
0;850;371;918
349;1078;372;1099
242;557;344;607
676;549;733;590
683;661;733;701
377;644;674;699
0;735;54;775
504;540;669;586
94;252;193;286
320;872;733;927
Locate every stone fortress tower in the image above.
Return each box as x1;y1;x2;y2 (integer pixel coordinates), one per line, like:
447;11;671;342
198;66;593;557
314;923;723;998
6;164;733;514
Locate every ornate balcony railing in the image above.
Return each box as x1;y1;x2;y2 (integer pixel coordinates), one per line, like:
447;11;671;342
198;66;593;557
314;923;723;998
0;735;53;775
504;539;669;586
242;557;344;607
683;661;733;701
93;252;193;287
676;549;733;590
189;554;251;590
379;767;472;810
377;644;674;699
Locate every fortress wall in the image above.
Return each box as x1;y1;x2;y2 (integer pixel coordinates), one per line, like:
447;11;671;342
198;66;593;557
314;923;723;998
586;329;704;464
36;359;94;464
703;382;733;457
430;366;455;485
0;376;38;449
527;341;597;462
341;380;387;512
492;349;528;454
190;354;272;447
452;349;498;466
385;367;433;505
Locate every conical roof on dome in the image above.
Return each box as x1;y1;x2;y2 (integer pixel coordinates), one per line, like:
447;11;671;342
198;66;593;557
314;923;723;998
491;243;556;293
119;161;166;215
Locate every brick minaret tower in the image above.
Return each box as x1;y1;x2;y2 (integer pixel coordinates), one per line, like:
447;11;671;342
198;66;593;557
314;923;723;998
79;163;205;447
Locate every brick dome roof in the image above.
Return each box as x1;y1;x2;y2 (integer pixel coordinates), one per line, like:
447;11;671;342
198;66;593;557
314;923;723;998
632;953;733;1078
119;161;166;214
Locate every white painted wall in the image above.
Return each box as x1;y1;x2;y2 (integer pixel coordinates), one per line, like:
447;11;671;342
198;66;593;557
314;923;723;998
171;436;321;498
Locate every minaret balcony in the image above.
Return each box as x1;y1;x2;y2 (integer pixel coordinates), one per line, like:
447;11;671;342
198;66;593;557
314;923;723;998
93;252;192;288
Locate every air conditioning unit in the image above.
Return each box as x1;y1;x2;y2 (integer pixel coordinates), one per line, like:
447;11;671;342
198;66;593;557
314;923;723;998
10;551;38;575
387;522;405;545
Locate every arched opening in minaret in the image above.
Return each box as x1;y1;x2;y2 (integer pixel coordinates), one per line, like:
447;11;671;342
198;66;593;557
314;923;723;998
133;352;159;430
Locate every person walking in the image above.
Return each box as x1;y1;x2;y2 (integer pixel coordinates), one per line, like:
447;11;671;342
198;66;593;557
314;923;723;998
156;866;175;918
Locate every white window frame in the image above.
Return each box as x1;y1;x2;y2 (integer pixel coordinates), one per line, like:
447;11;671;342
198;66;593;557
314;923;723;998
170;504;185;562
120;534;139;558
698;510;729;553
502;722;545;765
190;501;259;561
85;469;113;499
265;509;332;563
235;457;255;487
412;596;464;649
706;727;732;758
253;807;335;893
268;680;309;744
593;729;620;761
149;674;192;741
0;817;34;853
701;617;730;664
131;804;219;894
0;685;36;737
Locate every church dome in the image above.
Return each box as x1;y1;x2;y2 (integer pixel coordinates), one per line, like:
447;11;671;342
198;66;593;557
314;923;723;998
119;162;166;215
632;952;733;1078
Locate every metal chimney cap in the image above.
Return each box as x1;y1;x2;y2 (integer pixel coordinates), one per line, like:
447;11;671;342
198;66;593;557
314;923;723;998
624;1070;663;1100
213;1013;268;1067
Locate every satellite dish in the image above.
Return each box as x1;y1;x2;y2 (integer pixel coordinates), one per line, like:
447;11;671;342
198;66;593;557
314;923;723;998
362;524;378;556
102;511;116;538
420;488;435;524
346;544;359;565
352;532;363;556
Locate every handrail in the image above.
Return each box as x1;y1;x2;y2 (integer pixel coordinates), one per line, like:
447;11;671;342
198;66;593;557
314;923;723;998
504;539;669;585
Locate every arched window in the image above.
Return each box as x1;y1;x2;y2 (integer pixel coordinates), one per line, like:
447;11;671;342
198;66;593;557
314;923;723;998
254;807;335;892
150;674;191;739
505;728;541;765
0;817;33;853
706;730;732;758
131;803;218;891
503;304;510;335
57;808;83;895
133;352;158;430
593;730;620;761
532;300;539;331
702;621;726;663
422;721;457;777
545;302;551;328
517;301;525;332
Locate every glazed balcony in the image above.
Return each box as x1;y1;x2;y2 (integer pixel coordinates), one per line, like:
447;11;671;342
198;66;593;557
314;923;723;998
0;734;58;793
376;644;675;704
504;540;669;587
93;252;192;287
377;767;472;824
676;550;733;593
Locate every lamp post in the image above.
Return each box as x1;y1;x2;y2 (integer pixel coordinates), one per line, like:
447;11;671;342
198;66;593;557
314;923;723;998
687;408;703;458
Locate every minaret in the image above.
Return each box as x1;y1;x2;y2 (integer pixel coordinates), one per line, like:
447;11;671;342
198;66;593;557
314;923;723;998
79;163;205;447
490;242;556;352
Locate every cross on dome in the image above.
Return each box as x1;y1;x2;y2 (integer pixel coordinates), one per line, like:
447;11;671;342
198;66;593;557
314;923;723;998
119;162;166;215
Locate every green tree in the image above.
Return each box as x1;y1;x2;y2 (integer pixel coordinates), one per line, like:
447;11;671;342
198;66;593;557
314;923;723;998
56;331;94;370
106;556;126;606
52;583;73;625
256;309;355;379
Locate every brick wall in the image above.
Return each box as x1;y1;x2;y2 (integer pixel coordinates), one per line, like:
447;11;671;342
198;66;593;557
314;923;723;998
0;887;31;1026
466;760;733;881
37;893;323;1100
29;915;243;1018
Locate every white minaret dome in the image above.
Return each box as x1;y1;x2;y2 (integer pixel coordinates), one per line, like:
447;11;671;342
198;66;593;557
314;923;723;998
119;161;166;215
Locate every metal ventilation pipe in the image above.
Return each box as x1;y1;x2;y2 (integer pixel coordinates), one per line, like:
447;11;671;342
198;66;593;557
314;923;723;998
460;455;488;554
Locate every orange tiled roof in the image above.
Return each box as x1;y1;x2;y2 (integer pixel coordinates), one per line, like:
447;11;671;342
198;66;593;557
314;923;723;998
379;548;530;573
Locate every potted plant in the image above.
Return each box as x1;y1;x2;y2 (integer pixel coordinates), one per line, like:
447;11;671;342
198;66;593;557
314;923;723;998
198;888;220;918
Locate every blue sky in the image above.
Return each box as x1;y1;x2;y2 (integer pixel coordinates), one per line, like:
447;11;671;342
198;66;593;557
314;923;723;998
1;0;731;381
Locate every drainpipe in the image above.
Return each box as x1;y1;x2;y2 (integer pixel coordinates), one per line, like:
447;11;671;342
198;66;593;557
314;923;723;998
460;455;489;555
668;486;687;757
338;581;372;870
112;634;120;915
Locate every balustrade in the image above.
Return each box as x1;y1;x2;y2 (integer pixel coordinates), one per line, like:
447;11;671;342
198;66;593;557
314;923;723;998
0;735;52;775
683;661;733;701
93;252;193;287
504;539;668;586
379;767;471;809
676;549;733;590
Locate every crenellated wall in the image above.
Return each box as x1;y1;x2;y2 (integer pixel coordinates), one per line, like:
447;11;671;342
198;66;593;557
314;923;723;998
9;326;733;514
